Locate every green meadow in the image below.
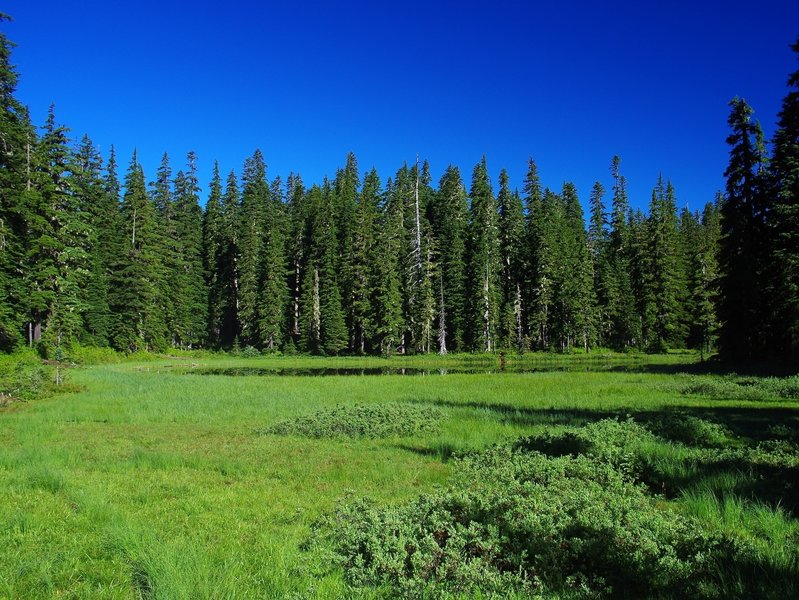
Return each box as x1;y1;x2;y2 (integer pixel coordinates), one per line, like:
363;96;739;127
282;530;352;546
1;352;798;598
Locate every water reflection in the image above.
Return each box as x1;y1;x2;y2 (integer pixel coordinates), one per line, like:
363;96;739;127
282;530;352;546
183;363;654;377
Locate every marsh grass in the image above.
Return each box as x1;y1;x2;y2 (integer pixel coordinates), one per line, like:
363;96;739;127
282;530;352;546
1;352;797;598
261;403;445;439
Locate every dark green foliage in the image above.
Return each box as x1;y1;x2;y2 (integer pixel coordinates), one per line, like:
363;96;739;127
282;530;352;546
516;417;657;474
646;413;732;448
109;151;167;351
262;403;443;439
678;374;799;401
430;166;468;352
310;415;799;599
465;157;500;351
171;152;208;348
72;136;114;346
0;18;28;350
350;168;378;353
311;440;733;599
606;157;640;350
370;177;405;355
257;176;288;351
718;98;769;360
237;150;269;346
497;169;526;351
646;177;683;351
769;38;799;357
2;15;799;359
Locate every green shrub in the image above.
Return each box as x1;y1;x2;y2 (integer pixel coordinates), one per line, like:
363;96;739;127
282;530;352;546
647;413;733;448
679;375;799;401
241;345;261;358
0;349;51;402
311;446;729;599
261;403;444;439
515;417;656;475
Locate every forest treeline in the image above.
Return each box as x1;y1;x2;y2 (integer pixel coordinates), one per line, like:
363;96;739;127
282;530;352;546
0;21;797;359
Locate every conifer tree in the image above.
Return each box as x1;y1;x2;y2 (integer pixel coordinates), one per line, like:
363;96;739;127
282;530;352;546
0;17;28;348
332;153;359;350
72;135;111;345
203;162;224;346
237;150;269;346
562;182;597;351
371;176;404;354
769;38;799;356
26;107;92;352
150;152;179;343
465;157;500;351
523;158;548;349
606;157;639;349
430;166;468;352
110;151;167;351
718;98;768;360
257;176;288;351
285;173;306;349
588;181;612;347
646;177;682;351
351;168;380;353
497;169;526;351
689;200;721;355
318;182;348;354
172;152;207;348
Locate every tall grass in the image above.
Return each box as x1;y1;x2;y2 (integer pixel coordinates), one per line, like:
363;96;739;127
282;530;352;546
1;353;797;598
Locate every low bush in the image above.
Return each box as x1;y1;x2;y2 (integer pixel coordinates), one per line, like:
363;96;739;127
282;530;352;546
0;349;51;403
679;375;799;401
646;413;733;448
261;403;444;439
515;417;657;475
311;445;737;599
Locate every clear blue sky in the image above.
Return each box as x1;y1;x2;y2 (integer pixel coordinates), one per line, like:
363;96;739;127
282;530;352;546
4;0;798;212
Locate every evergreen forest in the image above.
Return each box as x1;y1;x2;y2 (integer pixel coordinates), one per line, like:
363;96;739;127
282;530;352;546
1;20;798;362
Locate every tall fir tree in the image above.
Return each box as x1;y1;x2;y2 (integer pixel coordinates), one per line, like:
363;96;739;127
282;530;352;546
203;162;224;346
71;135;111;345
523;158;546;349
0;16;28;348
332;153;359;350
371;176;404;354
430;166;468;352
606;156;640;349
172;152;207;348
588;181;613;347
646;177;682;351
718;98;769;360
257;176;288;350
465;157;500;351
351;168;379;353
237;150;269;347
110;151;167;351
497;169;526;351
769;38;799;356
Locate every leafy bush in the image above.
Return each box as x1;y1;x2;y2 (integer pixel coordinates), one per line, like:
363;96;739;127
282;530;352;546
311;446;730;599
679;375;799;401
515;417;657;475
646;413;733;448
262;403;444;439
241;345;261;358
0;350;51;403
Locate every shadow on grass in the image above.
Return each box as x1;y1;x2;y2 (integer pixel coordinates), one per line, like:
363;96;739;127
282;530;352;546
401;398;799;514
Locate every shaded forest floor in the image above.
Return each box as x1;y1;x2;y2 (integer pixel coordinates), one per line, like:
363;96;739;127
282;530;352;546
0;352;797;598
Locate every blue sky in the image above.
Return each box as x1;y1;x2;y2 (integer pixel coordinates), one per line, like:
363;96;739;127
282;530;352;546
4;1;798;212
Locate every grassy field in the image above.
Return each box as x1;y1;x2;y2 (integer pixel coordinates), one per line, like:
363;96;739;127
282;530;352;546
1;352;797;598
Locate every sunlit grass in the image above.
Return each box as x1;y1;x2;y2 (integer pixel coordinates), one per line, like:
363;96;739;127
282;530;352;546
1;353;797;598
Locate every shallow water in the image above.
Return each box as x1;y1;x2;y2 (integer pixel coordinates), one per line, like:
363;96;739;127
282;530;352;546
181;363;650;377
